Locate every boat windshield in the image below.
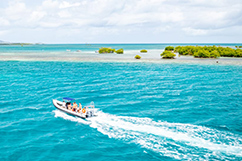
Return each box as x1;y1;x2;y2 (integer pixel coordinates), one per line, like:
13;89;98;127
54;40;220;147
89;101;95;108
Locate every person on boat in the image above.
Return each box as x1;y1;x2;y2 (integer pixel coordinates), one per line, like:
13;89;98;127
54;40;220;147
65;102;70;109
67;103;72;110
77;103;82;113
62;101;66;108
72;102;77;112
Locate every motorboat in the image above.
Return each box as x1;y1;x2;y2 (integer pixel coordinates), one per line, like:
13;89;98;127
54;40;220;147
52;97;96;119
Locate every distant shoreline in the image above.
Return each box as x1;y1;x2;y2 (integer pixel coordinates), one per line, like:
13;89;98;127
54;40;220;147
1;42;242;45
1;54;242;66
1;46;242;66
0;43;33;45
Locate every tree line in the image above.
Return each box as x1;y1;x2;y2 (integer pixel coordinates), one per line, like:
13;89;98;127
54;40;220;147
163;46;242;58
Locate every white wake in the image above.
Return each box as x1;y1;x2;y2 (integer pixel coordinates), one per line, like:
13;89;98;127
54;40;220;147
54;110;242;160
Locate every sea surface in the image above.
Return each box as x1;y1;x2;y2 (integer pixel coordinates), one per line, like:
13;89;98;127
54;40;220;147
0;61;242;160
0;43;241;53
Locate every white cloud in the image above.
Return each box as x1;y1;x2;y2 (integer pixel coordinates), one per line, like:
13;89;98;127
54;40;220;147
39;21;62;28
0;30;10;36
182;27;208;36
58;10;72;18
0;0;241;43
30;11;46;21
42;0;59;9
59;1;80;9
0;17;10;26
5;1;29;20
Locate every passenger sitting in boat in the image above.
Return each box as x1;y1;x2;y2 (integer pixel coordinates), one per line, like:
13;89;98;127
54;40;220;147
72;102;77;112
77;103;82;113
65;102;70;109
67;103;72;110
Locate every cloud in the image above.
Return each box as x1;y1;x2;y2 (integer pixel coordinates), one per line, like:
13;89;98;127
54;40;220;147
182;27;208;36
59;1;80;9
42;0;59;9
0;0;241;43
58;10;72;18
4;1;29;20
0;17;10;26
30;11;46;21
0;30;10;36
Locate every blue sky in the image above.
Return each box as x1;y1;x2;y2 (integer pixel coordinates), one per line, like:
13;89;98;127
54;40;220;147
0;0;242;43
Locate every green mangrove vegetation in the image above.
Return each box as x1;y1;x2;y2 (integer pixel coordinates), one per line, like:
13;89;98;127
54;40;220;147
140;49;147;53
116;48;124;54
99;47;115;53
160;51;176;59
98;47;124;54
173;45;242;58
135;55;141;59
165;46;174;51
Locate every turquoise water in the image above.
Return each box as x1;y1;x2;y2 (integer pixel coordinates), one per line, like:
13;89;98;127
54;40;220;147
0;43;241;53
0;61;242;160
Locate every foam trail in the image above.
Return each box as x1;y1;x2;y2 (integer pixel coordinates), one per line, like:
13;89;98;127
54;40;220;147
54;110;242;160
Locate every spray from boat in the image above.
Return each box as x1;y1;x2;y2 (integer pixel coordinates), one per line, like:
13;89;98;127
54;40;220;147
54;110;242;160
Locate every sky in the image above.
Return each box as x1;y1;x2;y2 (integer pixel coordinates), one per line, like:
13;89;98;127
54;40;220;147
0;0;242;43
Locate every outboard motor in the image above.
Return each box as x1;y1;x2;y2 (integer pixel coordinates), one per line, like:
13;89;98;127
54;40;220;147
86;111;91;118
86;102;95;118
86;110;94;118
90;110;93;116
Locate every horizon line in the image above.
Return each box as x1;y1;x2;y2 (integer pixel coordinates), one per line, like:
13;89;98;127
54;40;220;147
1;41;242;45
